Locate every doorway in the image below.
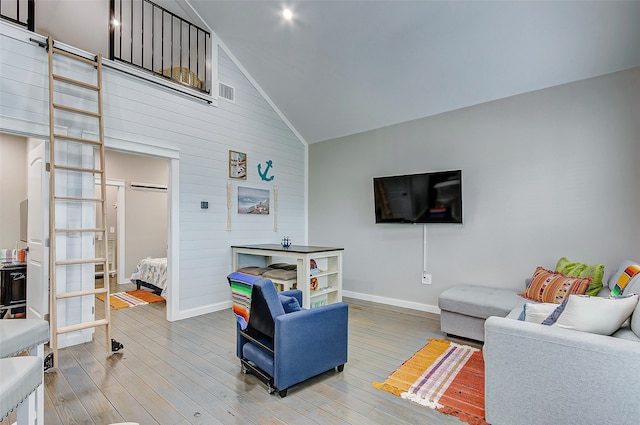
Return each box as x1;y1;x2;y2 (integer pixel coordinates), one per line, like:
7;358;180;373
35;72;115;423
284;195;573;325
94;179;125;284
0;133;180;329
101;149;169;294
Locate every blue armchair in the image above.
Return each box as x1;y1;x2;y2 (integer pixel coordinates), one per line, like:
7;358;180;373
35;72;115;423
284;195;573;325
228;272;348;397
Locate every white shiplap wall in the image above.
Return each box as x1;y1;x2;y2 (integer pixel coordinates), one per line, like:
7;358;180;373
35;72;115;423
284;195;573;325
0;23;306;320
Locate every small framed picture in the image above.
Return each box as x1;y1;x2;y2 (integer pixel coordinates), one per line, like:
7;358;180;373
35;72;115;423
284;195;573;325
229;150;247;179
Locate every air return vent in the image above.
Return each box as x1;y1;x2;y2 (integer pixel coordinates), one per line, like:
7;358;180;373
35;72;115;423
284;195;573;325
218;82;235;102
130;182;167;191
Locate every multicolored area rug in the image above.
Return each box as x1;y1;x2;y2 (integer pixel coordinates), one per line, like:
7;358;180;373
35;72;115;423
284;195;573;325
373;338;488;425
97;289;164;310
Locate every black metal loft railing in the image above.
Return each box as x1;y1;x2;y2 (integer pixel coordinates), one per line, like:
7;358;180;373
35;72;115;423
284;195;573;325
0;0;35;31
109;0;211;95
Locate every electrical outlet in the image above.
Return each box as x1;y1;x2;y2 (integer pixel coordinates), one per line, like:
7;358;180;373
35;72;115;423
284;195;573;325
422;272;432;285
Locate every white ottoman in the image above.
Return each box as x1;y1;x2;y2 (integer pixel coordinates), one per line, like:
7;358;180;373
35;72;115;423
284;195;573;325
0;356;42;424
0;319;49;424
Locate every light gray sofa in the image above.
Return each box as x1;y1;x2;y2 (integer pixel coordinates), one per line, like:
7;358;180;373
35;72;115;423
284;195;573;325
439;285;524;341
483;260;640;425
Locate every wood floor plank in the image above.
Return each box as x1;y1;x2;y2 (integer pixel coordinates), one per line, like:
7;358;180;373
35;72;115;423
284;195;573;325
94;310;266;425
38;285;481;425
67;344;161;425
45;351;96;424
59;345;124;424
94;331;226;425
43;382;64;425
80;337;188;425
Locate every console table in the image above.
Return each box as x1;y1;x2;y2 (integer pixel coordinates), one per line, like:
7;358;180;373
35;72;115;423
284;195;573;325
231;244;343;309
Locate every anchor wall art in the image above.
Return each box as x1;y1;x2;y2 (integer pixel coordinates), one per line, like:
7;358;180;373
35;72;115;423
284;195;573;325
258;159;275;181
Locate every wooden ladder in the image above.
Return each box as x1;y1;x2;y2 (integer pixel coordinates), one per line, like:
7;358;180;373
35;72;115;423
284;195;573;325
46;36;121;368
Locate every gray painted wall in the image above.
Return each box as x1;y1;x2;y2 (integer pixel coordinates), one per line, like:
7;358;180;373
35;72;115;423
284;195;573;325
0;133;27;249
36;0;109;58
104;150;169;279
309;67;640;312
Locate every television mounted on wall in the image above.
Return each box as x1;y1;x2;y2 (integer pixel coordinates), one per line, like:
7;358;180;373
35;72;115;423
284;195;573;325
373;170;462;224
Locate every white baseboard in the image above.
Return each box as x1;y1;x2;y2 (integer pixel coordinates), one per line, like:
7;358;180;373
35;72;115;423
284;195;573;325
342;290;441;315
173;293;440;321
174;300;231;321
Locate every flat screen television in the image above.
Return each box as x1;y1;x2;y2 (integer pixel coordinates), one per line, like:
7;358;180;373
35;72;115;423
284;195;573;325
373;170;462;224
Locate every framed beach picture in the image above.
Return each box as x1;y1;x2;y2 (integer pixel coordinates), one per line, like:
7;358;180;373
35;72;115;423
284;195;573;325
229;150;247;179
238;186;270;215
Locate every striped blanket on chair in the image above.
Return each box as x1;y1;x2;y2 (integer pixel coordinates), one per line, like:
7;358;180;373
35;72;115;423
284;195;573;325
228;272;260;330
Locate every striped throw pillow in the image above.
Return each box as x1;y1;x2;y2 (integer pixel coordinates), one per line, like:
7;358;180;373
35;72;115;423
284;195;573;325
519;267;591;304
610;264;640;297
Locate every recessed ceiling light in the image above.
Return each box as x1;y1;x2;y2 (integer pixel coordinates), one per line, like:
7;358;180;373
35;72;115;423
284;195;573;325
283;8;293;21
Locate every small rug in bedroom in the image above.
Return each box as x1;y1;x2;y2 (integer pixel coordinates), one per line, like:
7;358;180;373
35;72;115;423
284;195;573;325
373;338;488;425
97;290;165;310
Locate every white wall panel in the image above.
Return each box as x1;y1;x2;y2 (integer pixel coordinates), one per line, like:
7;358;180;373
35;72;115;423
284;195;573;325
0;26;306;318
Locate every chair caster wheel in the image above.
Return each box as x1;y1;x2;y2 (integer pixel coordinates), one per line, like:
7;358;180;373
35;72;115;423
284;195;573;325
336;364;344;372
267;383;275;394
278;389;288;397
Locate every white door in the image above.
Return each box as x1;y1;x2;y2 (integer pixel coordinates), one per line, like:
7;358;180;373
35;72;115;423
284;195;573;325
27;139;95;347
26;141;48;322
55;141;95;348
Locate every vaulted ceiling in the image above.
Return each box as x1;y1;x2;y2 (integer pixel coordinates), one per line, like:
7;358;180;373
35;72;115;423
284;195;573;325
187;1;640;143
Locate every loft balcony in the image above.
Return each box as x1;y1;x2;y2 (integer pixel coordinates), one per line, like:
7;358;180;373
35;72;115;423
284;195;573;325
0;0;34;31
109;0;211;95
1;0;212;99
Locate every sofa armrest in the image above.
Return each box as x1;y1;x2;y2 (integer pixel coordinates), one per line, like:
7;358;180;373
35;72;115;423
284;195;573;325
274;302;348;389
484;316;640;425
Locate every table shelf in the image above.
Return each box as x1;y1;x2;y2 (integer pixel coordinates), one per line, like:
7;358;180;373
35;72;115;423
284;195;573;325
231;244;343;309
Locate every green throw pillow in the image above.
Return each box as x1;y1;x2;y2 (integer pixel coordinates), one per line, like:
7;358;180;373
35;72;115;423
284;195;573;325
555;257;604;296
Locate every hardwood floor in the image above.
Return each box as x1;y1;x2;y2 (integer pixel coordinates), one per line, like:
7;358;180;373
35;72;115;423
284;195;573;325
4;289;482;425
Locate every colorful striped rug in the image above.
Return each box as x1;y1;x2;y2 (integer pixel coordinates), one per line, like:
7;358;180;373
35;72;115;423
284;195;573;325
97;290;165;310
373;338;488;425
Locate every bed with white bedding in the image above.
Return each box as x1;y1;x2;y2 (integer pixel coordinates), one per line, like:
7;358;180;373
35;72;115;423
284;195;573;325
129;257;167;297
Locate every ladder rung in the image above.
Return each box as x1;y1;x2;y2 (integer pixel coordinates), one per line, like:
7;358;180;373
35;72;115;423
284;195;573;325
55;227;105;233
51;46;98;67
56;288;108;300
53;164;103;174
57;319;108;335
55;196;103;202
53;74;99;91
53;103;100;118
53;133;102;146
56;257;106;266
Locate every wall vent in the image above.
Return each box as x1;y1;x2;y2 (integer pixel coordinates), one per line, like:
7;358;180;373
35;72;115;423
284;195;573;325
130;182;167;191
219;82;235;102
